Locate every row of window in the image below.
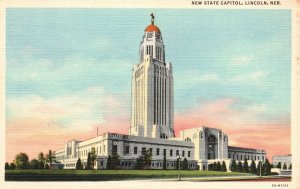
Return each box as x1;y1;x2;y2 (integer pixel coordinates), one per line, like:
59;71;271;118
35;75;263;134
65;163;75;167
146;45;153;57
153;74;167;125
78;145;106;157
126;146;191;158
155;46;163;61
229;153;265;161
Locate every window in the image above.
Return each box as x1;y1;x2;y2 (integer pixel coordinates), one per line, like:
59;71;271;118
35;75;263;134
156;148;160;156
134;147;138;154
112;145;118;154
149;148;153;155
176;150;179;156
188;151;191;157
101;161;103;166
163;149;167;156
125;146;130;154
170;150;173;156
142;147;146;155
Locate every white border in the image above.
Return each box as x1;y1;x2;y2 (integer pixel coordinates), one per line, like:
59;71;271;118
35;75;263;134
0;0;299;189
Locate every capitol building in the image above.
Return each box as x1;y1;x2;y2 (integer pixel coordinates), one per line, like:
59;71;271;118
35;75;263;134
54;14;266;171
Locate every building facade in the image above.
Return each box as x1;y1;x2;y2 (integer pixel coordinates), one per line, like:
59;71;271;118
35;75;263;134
53;14;266;171
129;14;174;139
272;154;292;169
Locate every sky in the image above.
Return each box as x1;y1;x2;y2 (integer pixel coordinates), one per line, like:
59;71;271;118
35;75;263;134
6;9;291;162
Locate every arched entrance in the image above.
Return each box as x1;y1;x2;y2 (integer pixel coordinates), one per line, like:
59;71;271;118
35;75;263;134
207;135;218;159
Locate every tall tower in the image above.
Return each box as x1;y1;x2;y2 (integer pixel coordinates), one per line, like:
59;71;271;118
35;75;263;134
129;14;174;139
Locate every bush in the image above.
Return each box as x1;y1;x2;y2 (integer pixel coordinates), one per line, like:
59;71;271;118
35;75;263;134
182;158;188;170
282;163;287;170
30;159;40;169
221;161;227;172
277;162;282;169
237;161;243;172
249;160;256;174
15;153;30;169
243;159;249;173
76;158;83;170
10;163;16;169
230;160;237;172
5;162;10;170
45;164;50;169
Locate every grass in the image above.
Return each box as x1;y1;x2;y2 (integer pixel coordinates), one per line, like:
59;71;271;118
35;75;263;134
5;169;250;181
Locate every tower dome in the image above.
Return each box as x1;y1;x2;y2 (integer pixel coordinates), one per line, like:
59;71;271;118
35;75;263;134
145;24;161;33
144;13;161;33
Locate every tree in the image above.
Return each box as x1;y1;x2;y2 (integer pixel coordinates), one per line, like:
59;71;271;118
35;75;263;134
10;163;16;169
289;164;292;170
163;154;167;170
45;164;50;169
277;162;282;169
221;161;227;172
111;152;120;170
90;147;97;169
38;152;46;169
5;162;10;170
176;158;182;170
212;162;217;171
182;158;188;170
243;159;249;173
216;161;222;171
249;160;257;174
282;163;287;170
46;150;55;165
30;159;40;169
135;156;144;170
237;161;243;172
106;155;112;170
230;160;237;172
15;153;30;169
263;159;272;175
256;161;262;176
76;158;83;170
135;150;152;170
144;149;152;169
85;152;92;170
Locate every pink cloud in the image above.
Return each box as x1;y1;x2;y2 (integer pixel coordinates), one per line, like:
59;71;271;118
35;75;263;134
174;98;291;161
5;88;130;163
6;96;290;163
6;114;130;162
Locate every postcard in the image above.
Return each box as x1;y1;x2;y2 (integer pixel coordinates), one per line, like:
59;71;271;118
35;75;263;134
0;0;299;189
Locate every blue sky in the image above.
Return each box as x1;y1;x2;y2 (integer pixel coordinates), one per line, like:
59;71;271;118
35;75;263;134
5;9;292;161
6;8;291;125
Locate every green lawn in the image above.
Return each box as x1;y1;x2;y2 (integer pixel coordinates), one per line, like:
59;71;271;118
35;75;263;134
5;169;250;181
